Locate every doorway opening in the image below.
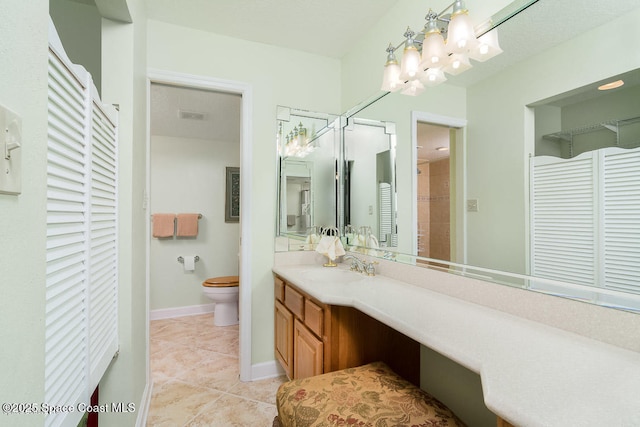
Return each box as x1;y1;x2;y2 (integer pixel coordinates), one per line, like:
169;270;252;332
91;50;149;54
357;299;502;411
416;123;451;261
147;71;253;382
412;112;466;265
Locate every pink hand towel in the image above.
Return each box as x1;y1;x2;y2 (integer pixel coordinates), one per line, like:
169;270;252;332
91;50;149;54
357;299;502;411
177;213;200;237
152;213;176;238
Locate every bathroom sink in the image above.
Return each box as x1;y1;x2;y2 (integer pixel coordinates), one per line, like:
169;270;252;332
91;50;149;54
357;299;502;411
294;266;369;285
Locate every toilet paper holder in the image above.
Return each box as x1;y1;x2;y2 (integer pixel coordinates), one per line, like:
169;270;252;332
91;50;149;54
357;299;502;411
177;255;200;263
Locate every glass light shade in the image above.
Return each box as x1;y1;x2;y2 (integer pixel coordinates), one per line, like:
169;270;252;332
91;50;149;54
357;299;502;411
381;61;403;92
469;29;503;62
400;79;425;96
421;32;446;67
443;53;472;75
421;67;447;86
399;45;422;80
446;10;476;53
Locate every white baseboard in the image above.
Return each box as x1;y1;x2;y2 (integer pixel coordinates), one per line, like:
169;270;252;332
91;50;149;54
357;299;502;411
250;360;286;381
135;381;153;427
150;303;215;320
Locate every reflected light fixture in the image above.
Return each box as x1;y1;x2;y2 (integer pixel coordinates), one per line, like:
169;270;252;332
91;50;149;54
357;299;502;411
281;122;315;158
381;0;503;96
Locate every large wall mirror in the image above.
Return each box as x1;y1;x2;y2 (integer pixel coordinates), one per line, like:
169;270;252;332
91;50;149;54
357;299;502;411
275;0;640;312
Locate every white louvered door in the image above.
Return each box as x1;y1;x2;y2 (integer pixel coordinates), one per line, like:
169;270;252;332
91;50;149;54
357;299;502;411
530;154;597;287
46;38;118;427
46;44;90;427
601;149;640;295
88;94;119;390
530;147;640;305
379;182;392;244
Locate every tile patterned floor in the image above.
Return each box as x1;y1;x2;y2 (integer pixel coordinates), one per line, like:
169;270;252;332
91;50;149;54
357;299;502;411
147;313;287;426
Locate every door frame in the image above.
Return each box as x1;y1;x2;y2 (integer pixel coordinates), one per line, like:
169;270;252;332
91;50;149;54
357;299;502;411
146;69;253;381
411;111;467;261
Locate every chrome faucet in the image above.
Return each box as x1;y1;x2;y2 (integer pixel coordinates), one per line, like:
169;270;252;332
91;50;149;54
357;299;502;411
344;254;377;276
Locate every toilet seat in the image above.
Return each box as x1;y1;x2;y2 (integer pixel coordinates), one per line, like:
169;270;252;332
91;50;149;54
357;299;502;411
202;276;239;287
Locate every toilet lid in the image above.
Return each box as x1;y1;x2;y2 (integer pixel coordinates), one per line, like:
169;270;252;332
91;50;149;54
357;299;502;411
202;276;239;287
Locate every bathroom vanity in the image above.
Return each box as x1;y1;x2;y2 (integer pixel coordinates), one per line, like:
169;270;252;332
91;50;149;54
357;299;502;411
273;252;640;427
274;274;420;384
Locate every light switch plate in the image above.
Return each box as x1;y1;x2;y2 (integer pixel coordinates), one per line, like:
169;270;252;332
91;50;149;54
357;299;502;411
467;199;479;212
0;104;22;195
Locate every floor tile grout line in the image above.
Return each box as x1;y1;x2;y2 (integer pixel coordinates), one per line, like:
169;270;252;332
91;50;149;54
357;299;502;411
148;313;283;426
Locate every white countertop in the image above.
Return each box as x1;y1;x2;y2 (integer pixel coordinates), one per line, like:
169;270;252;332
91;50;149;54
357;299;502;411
272;263;640;426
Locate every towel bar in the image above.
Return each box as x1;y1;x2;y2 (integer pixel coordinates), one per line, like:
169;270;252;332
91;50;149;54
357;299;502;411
151;213;202;219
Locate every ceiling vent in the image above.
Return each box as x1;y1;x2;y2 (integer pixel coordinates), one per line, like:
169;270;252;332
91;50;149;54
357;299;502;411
178;109;206;121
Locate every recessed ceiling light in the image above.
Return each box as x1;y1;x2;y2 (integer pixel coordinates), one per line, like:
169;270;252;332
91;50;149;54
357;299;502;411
598;80;624;91
435;146;449;151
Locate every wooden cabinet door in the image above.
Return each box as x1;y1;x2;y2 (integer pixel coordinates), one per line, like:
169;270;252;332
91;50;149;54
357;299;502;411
293;318;323;379
275;300;293;378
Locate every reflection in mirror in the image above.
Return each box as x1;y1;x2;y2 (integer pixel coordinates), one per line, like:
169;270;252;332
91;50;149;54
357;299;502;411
343;118;397;249
274;1;640;312
416;123;454;262
276;106;339;245
527;68;640;309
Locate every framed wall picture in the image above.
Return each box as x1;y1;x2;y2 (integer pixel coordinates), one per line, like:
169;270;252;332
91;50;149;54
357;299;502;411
225;167;240;223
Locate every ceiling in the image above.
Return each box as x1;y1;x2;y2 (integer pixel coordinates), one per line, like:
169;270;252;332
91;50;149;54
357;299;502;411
146;0;399;142
150;83;241;142
148;0;640;143
417;123;450;164
144;0;400;59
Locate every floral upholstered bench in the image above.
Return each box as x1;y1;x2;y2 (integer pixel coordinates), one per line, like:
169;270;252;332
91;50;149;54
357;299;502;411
274;361;466;427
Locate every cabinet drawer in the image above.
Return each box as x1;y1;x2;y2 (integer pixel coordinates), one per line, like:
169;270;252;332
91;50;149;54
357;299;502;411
285;285;304;320
274;277;285;302
304;299;323;337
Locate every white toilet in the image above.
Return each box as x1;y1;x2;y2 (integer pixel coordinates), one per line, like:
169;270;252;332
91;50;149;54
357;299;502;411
202;276;239;326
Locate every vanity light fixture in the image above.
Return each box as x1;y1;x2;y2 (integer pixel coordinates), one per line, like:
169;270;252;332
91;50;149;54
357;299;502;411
381;0;503;96
436;146;449;151
598;80;624;91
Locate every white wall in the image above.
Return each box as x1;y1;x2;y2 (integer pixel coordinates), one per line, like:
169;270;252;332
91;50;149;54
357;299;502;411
150;135;240;310
98;0;150;424
0;2;48;425
147;19;342;366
